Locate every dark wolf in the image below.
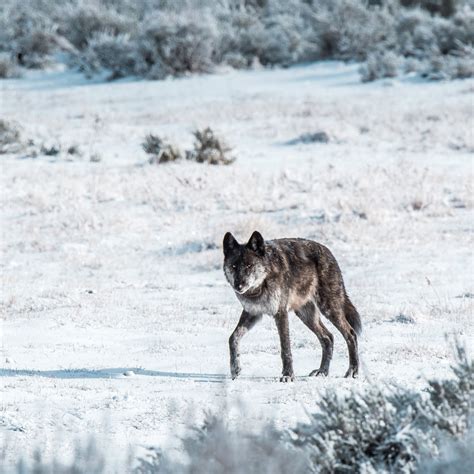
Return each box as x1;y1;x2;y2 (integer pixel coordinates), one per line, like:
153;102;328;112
223;231;361;382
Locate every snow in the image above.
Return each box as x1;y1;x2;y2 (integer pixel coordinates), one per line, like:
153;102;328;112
1;62;473;467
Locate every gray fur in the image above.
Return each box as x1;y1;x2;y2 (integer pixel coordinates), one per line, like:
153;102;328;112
223;231;362;382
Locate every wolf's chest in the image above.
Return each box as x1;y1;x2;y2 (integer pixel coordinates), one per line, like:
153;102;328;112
236;289;280;316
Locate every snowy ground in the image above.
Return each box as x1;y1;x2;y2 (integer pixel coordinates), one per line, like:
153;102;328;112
1;62;473;467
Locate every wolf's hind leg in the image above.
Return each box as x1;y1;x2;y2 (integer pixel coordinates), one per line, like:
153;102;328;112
296;301;334;376
229;311;262;379
324;305;359;378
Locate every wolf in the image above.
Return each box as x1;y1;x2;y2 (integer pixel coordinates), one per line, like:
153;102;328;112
223;231;361;382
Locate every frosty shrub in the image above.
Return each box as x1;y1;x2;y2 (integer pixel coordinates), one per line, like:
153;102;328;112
291;339;473;473
60;3;131;50
137;11;216;79
423;48;474;80
400;0;458;18
80;32;139;79
14;30;59;69
142;134;182;164
0;0;472;82
312;0;397;60
66;144;81;156
11;438;106;474
423;341;473;436
133;414;308;474
254;3;311;66
89;152;102;163
390;312;416;324
3;341;472;473
0;3;59;70
0;54;20;78
418;427;474;473
392;5;473;80
186;128;235;165
293;388;435;472
40;143;61;156
218;10;264;68
396;8;439;59
0;119;22;154
360;51;400;82
449;51;474;79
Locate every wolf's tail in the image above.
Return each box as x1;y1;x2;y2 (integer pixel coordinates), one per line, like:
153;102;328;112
344;296;362;335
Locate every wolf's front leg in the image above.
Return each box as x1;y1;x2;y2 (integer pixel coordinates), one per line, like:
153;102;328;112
229;311;262;379
275;311;294;382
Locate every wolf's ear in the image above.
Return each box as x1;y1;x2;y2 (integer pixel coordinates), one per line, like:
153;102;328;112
247;231;265;256
223;232;238;256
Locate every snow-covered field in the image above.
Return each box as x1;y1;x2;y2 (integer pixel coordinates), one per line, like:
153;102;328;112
1;62;473;467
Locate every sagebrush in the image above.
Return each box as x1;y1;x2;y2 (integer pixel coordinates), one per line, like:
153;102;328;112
6;341;472;473
142;134;182;164
0;120;22;154
0;0;472;82
186;128;235;165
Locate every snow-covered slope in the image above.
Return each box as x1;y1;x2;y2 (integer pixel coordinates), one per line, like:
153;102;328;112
1;63;473;466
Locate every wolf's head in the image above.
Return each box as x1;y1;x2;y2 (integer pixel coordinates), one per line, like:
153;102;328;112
223;231;268;295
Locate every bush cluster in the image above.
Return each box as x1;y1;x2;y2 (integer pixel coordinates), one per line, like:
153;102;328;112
0;120;92;161
7;341;472;473
143;128;234;166
186;128;235;165
0;0;472;82
142;134;182;164
135;340;474;473
0;119;22;154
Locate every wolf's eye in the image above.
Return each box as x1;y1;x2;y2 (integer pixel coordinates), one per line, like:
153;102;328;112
232;264;237;269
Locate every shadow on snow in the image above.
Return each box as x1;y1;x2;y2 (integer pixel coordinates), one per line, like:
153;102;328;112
0;367;228;383
0;368;338;382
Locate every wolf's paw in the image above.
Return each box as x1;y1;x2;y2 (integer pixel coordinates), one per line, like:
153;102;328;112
280;374;294;383
344;367;358;378
309;368;328;377
230;366;241;380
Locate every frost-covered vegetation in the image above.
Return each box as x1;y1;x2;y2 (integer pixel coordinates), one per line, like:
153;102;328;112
291;341;473;473
5;341;472;473
186;128;235;165
1;44;472;474
0;119;89;161
142;134;182;164
0;120;22;154
0;0;472;82
142;128;234;165
147;342;473;473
